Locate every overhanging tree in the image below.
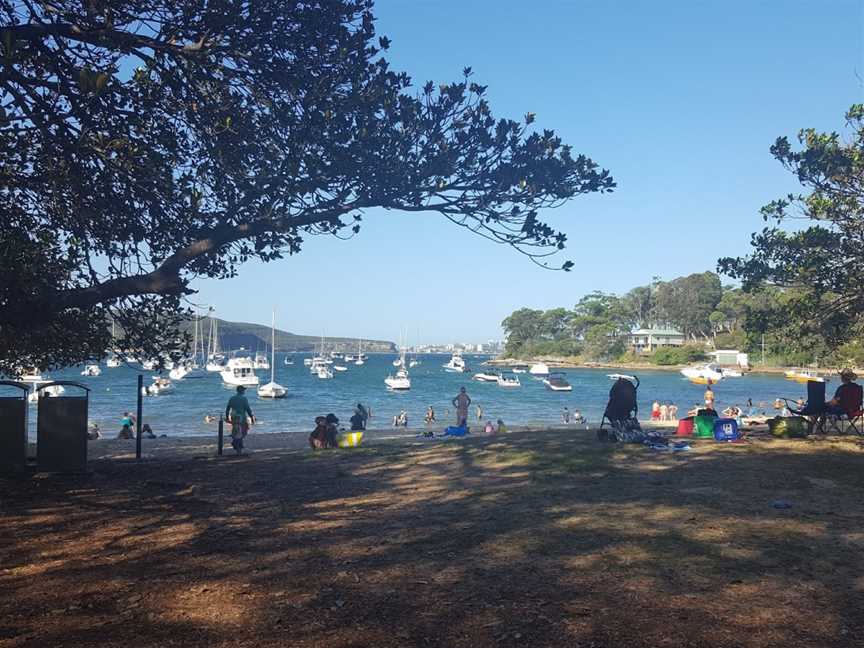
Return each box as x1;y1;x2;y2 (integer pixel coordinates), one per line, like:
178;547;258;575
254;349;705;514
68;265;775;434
0;1;614;372
720;105;864;347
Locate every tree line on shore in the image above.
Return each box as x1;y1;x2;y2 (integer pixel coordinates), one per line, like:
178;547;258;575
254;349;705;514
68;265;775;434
503;104;864;369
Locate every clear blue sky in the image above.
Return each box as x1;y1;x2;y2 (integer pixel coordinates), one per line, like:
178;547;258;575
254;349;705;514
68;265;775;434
192;0;863;344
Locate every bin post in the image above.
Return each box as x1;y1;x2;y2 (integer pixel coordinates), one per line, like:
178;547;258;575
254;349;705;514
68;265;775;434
36;381;90;473
218;417;224;456
0;381;30;474
136;374;143;460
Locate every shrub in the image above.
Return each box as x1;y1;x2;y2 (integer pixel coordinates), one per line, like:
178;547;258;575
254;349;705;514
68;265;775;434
652;345;708;366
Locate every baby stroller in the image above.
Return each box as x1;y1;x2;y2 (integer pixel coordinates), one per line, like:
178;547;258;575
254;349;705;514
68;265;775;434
599;376;642;442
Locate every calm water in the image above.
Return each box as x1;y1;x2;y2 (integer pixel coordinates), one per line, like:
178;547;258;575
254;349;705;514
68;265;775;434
9;354;809;438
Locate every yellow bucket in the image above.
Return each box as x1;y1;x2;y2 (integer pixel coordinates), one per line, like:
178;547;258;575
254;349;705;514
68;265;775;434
337;432;364;448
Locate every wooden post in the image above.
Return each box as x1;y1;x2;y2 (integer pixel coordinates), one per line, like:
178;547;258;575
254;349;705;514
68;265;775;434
218;416;224;456
135;374;143;460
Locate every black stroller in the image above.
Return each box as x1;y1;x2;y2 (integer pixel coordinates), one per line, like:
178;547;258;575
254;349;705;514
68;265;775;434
599;375;642;442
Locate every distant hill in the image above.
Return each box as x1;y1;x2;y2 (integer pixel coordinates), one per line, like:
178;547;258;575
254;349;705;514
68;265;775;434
191;317;395;354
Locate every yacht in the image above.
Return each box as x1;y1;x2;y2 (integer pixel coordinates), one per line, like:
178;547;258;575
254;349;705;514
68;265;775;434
81;364;101;377
529;362;550;376
205;315;227;371
316;365;334;379
169;365;191;380
442;351;468;373
258;310;287;398
680;363;724;385
543;373;572;392
473;372;499;382
220;357;260;387
334;365;348;372
497;373;521;388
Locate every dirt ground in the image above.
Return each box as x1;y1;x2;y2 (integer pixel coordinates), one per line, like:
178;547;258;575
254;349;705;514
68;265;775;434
1;429;863;648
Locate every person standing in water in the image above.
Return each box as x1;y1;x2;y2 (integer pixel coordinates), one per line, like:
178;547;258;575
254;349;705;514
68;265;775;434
476;403;483;422
225;386;255;455
453;387;471;426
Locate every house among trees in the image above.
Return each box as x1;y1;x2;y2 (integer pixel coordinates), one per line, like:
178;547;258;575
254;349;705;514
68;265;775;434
628;328;685;354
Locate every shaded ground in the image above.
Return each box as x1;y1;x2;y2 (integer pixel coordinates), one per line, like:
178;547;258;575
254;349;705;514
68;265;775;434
1;430;863;647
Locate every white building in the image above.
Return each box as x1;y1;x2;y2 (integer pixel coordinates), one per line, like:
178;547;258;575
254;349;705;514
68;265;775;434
628;328;685;354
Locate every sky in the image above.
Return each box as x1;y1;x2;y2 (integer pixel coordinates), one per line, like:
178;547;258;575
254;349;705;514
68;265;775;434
191;0;864;345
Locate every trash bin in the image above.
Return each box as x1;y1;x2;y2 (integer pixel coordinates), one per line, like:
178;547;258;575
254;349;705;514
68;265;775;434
0;381;30;473
36;381;90;472
693;415;716;439
675;417;694;437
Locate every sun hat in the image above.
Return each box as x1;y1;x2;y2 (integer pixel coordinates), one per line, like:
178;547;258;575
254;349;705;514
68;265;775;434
839;368;858;381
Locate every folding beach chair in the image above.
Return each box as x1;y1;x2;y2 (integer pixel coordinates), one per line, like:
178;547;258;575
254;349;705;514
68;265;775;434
782;380;828;435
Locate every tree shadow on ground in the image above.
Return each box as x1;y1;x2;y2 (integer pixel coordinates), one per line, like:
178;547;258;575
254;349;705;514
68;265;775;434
1;430;863;647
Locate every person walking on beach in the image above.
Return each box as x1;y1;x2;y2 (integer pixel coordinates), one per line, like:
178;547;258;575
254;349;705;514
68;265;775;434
225;386;255;455
425;406;436;424
453;387;471;426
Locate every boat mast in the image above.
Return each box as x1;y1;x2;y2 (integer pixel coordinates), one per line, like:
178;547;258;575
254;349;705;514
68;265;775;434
270;309;276;384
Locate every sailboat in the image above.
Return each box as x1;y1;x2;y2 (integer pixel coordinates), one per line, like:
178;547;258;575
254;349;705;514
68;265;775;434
354;339;365;365
385;347;411;391
258;310;287;398
106;319;122;367
206;314;226;371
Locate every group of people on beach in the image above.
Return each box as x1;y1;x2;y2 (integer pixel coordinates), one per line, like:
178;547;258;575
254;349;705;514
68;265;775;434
650;401;680;422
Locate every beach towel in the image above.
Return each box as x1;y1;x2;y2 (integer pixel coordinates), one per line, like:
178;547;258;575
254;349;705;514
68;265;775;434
443;425;469;437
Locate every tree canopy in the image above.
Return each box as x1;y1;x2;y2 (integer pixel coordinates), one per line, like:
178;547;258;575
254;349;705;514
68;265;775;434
719;105;864;348
0;0;614;372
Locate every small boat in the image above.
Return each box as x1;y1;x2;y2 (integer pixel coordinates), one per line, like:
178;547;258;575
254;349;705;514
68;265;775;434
220;357;260;387
785;369;826;383
721;368;743;378
81;364;101;377
443;351;468;373
529;362;550;376
473;372;499;382
511;365;529;374
334;365;348;372
316;365;334;379
169;365;191;381
106;355;122;368
253;352;270;371
409;360;420;368
680;363;724;384
303;357;314;366
142;377;174;396
258;311;287;399
385;348;411;390
607;373;637;382
284;356;294;366
543;372;572;392
26;377;66;402
497;373;521;388
392;358;403;367
141;359;157;371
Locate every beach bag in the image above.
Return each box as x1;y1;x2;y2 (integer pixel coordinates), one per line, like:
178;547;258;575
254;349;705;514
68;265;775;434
769;416;808;439
611;417;643;443
337;432;364;448
445;425;468;437
676;418;694;437
713;418;739;442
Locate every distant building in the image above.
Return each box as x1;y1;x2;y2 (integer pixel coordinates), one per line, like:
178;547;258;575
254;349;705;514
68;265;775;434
628;328;685;354
709;349;749;369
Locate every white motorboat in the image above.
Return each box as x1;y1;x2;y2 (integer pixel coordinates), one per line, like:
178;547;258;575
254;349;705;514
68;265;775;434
680;363;724;385
473;372;499;382
334;365;348;372
316;365;334;379
220;357;260;387
169;365;191;381
722;368;743;378
141;359;157;371
81;364;101;377
543;373;572;392
106;356;121;368
529;362;550;376
284;354;294;366
142;377;174;396
19;368;47;383
409;360;420;368
443;351;467;373
253;352;270;370
511;365;529;374
607;373;638;382
303;357;313;366
258;310;287;399
497;373;521;388
392;358;403;367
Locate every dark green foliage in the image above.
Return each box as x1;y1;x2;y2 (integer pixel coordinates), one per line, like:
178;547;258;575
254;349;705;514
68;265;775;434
652;346;707;366
0;1;614;373
720;105;864;350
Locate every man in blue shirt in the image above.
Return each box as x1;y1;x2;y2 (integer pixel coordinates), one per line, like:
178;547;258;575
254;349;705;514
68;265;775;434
225;386;255;455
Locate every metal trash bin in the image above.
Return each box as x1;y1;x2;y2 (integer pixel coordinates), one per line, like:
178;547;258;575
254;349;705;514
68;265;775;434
0;381;30;473
36;381;90;472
